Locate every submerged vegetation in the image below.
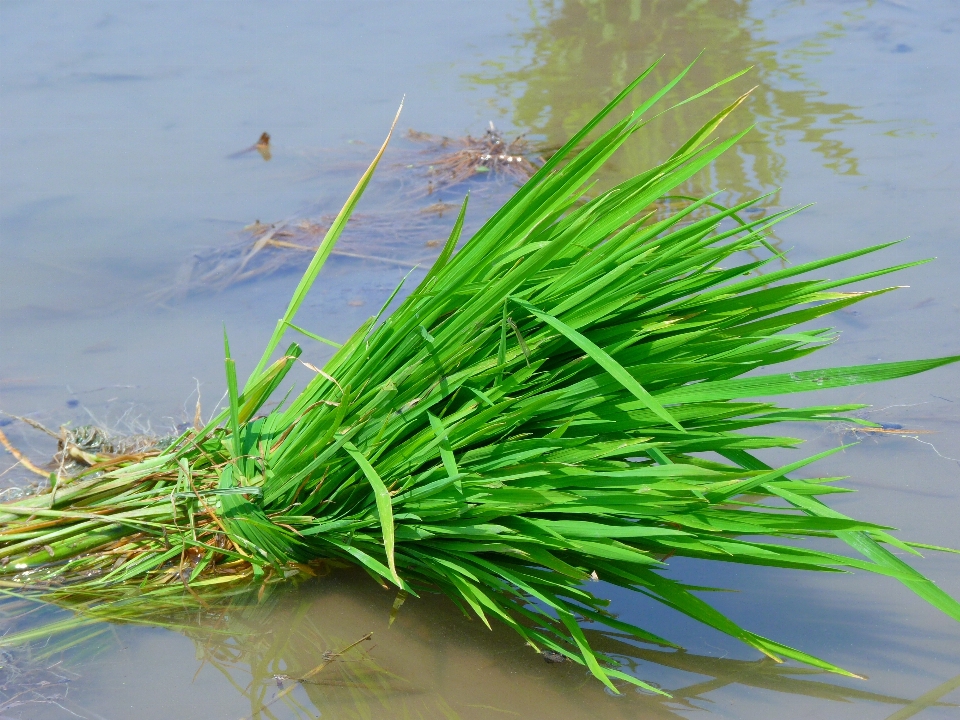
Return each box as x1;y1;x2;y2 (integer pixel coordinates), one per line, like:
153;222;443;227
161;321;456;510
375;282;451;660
405;123;541;193
1;61;959;693
0;595;100;717
166;210;452;298
167;124;540;297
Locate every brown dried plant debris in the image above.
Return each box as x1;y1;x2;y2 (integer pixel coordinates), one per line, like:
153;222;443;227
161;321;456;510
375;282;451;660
52;424;170;474
255;132;272;161
196;125;777;302
157;125;545;299
161;211;453;298
404;122;542;193
2;416;171;483
160;195;713;301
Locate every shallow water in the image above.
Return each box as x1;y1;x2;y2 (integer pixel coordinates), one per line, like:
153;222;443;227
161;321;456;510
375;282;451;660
1;1;959;718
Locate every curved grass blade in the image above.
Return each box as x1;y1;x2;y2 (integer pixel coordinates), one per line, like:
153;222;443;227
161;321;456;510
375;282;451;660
344;441;400;586
512;297;682;431
246;99;405;390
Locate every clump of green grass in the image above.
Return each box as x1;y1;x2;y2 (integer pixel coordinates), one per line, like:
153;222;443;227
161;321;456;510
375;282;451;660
1;60;958;694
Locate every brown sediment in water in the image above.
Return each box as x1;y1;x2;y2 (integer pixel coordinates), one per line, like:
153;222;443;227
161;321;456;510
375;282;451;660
39;570;942;719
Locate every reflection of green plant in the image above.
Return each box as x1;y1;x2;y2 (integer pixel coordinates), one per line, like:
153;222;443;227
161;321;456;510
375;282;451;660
471;0;870;198
186;583;442;720
0;593;110;717
587;634;956;717
2;62;958;693
6;577;952;720
173;576;960;720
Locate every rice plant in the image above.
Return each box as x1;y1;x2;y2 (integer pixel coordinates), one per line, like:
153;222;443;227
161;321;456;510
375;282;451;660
1;59;958;694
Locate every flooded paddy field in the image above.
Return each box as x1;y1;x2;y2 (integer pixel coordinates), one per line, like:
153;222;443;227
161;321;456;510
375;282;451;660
1;1;959;718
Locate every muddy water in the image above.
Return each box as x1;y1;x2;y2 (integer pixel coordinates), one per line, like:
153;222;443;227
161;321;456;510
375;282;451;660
1;1;959;718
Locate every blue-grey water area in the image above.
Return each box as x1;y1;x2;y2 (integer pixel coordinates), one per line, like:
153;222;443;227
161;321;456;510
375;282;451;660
2;1;959;718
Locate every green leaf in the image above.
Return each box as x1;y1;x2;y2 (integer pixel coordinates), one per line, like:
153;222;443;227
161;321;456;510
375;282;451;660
223;327;241;462
651;356;960;406
512;297;683;430
344;441;400;586
245;100;405;391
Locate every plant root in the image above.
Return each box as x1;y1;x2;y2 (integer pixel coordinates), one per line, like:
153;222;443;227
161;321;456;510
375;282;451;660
0;428;48;479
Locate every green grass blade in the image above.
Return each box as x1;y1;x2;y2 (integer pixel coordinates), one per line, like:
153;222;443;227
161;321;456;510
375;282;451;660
513;297;682;431
344;441;400;586
245;100;405;391
223;327;241;462
652;356;960;406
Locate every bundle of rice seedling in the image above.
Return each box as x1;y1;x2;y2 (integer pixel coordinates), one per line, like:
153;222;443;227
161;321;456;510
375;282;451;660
2;60;958;694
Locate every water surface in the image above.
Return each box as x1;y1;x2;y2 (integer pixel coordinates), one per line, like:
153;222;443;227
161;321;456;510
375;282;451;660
1;1;959;718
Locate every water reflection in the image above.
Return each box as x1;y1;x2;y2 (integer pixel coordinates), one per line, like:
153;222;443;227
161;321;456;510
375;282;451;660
2;0;958;717
3;574;958;719
470;0;872;203
161;0;883;302
126;571;952;719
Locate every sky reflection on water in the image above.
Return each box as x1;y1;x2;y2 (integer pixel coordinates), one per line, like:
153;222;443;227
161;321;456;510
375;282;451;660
1;1;958;718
